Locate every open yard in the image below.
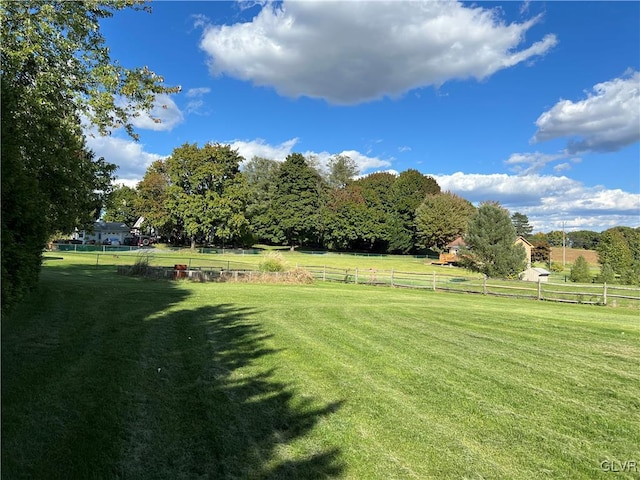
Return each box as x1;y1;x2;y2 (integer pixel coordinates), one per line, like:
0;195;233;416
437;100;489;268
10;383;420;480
2;258;639;479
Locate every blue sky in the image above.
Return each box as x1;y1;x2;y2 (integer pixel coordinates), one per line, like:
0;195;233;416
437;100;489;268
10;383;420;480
90;1;640;233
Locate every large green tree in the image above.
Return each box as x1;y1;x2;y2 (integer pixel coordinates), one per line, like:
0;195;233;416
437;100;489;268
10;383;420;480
323;185;381;251
388;169;441;253
350;172;397;252
103;185;140;227
568;230;600;250
270;153;325;249
462;202;526;278
596;227;640;284
1;1;176;312
244;156;281;244
546;230;564;247
135;160;175;239
415;192;475;252
529;232;551;263
165;143;250;249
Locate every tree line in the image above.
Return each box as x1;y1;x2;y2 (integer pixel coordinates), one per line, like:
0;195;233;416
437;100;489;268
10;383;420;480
104;143;476;253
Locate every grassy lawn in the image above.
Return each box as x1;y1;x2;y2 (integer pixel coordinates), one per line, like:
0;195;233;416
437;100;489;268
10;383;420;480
45;248;450;274
2;259;639;479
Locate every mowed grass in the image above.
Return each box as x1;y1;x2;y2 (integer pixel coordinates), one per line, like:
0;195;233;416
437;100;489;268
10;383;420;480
2;260;639;479
45;249;450;274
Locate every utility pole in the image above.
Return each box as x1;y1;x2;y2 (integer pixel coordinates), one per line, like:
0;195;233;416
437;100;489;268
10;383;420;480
562;221;566;268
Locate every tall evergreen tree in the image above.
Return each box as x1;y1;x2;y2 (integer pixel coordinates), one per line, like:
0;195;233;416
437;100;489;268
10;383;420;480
462;202;526;278
511;212;533;238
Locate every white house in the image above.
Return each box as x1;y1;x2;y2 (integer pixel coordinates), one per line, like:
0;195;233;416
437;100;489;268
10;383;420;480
73;221;132;245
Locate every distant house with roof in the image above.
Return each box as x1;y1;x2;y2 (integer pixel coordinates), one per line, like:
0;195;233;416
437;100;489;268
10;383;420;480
73;220;132;245
515;236;533;268
436;235;534;267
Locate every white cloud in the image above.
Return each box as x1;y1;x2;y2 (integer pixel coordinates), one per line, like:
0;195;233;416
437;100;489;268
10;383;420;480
199;1;557;104
433;171;640;232
505;151;577;175
229;138;392;174
533;71;640;153
183;88;212;115
553;162;572;173
186;100;205;114
85;134;164;185
230;137;301;162
186;87;211;97
129;94;184;131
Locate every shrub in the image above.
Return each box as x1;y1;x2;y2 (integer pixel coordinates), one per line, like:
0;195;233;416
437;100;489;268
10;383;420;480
286;267;314;284
596;263;616;284
569;255;591;283
129;253;153;276
259;252;287;273
549;262;565;273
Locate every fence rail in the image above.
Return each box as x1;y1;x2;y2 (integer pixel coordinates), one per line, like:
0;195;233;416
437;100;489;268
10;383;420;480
55;251;640;307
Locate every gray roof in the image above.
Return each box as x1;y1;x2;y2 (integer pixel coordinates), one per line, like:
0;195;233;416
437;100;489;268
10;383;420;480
93;221;130;232
531;267;550;275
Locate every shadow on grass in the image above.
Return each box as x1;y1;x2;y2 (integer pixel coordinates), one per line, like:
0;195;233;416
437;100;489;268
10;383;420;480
120;303;344;479
2;264;344;479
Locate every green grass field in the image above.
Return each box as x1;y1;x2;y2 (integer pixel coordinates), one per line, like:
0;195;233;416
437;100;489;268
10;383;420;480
2;258;639;479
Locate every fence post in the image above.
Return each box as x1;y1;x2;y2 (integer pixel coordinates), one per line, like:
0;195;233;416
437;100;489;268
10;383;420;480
603;282;607;306
537;278;542;300
95;254;99;269
483;275;487;295
355;267;358;284
433;271;436;291
391;269;394;287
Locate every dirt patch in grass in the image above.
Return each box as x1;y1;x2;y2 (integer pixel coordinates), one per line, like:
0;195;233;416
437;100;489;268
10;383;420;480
551;247;599;265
